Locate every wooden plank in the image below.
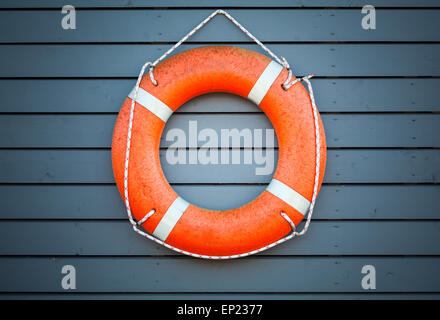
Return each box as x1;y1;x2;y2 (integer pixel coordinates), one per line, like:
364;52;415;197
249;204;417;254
1;257;439;292
0;221;439;256
1;79;439;113
0;149;438;183
162;149;440;183
1;114;438;148
1;44;439;77
2;1;439;9
163;114;440;148
1;10;440;43
1;185;438;220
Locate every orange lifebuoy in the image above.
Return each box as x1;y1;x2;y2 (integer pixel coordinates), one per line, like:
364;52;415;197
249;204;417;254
112;46;326;257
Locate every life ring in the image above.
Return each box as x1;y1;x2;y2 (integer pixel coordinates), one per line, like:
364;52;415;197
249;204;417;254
112;46;327;258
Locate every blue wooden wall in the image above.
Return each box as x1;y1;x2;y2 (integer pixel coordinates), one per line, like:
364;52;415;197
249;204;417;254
0;1;439;299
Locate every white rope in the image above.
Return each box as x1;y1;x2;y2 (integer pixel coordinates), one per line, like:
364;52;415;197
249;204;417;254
142;9;295;89
122;10;321;259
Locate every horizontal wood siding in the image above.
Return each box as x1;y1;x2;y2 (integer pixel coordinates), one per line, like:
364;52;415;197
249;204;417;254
2;1;440;8
0;2;439;299
1;113;438;148
1;257;440;293
0;79;439;113
2;10;440;43
1;45;439;77
1;221;440;256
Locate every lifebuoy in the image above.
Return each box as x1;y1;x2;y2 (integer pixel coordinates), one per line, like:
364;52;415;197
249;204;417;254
112;46;326;257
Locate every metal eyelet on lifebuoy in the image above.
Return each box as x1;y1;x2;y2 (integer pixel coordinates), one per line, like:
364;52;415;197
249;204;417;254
112;46;327;258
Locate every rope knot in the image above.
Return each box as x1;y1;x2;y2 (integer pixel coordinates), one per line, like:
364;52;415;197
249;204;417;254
282;73;315;90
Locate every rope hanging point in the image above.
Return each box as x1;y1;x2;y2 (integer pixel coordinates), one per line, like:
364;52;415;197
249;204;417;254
137;209;156;226
280;212;296;234
145;9;294;88
282;73;316;90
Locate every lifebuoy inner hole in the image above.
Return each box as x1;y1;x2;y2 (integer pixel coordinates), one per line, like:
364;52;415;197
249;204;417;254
159;92;279;211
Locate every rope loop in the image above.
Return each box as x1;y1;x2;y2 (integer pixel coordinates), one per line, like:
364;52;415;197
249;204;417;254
282;73;315;91
137;209;156;226
148;66;158;86
139;61;157;86
280;212;296;234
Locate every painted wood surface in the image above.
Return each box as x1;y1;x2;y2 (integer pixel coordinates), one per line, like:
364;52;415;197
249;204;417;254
1;149;438;183
2;10;440;42
1;221;440;256
0;79;439;113
1;45;439;77
0;3;439;299
1;113;438;148
1;185;439;219
2;1;440;8
1;257;439;292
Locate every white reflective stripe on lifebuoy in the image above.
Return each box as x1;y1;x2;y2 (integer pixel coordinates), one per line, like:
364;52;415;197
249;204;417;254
247;61;283;106
266;179;310;216
152;197;190;241
128;87;173;123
